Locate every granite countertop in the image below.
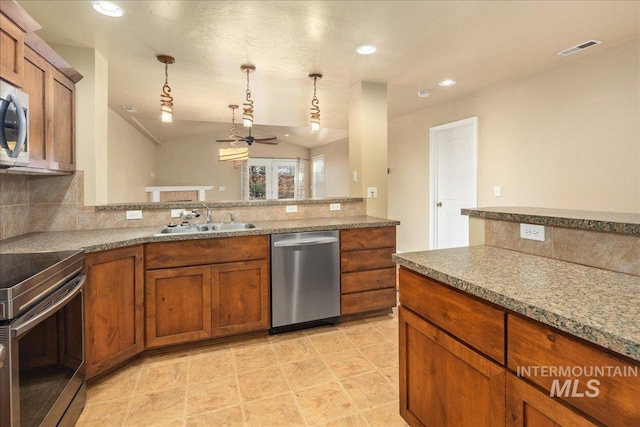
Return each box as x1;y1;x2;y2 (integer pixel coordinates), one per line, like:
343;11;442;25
462;206;640;235
0;216;399;253
393;246;640;362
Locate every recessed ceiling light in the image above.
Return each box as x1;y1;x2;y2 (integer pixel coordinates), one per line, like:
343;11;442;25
418;90;430;98
284;134;290;137
92;1;125;17
439;79;456;87
122;105;137;113
356;45;377;55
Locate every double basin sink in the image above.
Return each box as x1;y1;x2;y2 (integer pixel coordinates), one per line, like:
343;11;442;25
155;222;257;236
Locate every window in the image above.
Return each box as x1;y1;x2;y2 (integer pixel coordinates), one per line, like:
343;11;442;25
244;158;301;200
312;155;325;198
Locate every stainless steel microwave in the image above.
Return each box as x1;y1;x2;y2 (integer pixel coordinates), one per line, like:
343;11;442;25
0;80;29;168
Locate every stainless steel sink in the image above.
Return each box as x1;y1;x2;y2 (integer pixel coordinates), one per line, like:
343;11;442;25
154;223;256;236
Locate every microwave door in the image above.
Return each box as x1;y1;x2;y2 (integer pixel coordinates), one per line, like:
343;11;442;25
0;93;27;158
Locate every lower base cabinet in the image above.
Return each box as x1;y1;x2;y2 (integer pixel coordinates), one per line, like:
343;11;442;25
399;306;505;427
145;260;270;348
84;246;144;379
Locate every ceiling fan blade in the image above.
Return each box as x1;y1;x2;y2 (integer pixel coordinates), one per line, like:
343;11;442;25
255;139;280;145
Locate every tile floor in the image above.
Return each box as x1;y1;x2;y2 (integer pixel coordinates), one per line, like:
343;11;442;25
76;309;408;427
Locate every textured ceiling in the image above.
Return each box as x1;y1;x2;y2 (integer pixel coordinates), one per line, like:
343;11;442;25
19;1;640;148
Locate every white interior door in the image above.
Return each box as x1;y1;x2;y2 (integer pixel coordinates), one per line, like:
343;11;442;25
430;117;477;249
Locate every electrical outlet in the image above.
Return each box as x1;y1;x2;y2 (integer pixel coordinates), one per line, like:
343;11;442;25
285;205;298;213
125;210;142;220
494;186;501;197
171;209;183;218
330;203;341;211
367;187;378;198
520;224;545;241
219;186;225;191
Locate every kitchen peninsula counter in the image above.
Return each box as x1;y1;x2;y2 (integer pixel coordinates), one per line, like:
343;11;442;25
0;215;399;253
393;245;640;362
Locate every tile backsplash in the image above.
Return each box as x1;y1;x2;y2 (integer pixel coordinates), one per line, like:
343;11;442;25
0;171;366;241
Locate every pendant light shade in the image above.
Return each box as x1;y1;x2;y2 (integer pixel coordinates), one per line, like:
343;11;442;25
219;104;249;165
157;55;175;123
241;64;255;128
309;73;322;132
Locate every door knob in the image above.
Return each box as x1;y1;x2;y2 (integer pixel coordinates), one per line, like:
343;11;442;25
437;202;443;207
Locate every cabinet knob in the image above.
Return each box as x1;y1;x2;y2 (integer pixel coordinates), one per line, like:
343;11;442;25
437;202;443;207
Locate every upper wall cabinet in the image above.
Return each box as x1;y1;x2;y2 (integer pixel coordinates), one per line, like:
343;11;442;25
1;1;82;173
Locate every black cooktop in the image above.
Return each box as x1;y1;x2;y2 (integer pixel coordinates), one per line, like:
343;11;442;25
0;250;82;289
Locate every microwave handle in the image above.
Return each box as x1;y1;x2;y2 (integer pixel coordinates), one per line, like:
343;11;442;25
0;94;27;158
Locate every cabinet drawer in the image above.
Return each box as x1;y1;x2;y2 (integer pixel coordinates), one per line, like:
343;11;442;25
341;287;396;315
145;235;269;269
341;247;395;273
398;267;505;364
507;314;640;426
341;227;395;251
342;268;396;294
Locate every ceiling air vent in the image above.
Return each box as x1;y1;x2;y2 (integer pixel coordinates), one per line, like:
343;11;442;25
557;40;602;56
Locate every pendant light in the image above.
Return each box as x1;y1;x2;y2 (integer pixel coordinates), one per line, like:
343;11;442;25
309;73;322;132
241;64;255;128
157;55;175;123
218;105;249;166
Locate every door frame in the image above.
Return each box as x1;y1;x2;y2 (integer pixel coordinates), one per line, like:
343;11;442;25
429;116;478;249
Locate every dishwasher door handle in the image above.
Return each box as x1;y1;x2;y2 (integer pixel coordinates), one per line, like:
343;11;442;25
273;237;338;247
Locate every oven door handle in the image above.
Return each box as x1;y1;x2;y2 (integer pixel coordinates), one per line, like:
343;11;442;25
11;274;86;338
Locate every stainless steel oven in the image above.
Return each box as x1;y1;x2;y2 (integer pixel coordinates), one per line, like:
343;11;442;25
0;80;29;169
0;250;86;427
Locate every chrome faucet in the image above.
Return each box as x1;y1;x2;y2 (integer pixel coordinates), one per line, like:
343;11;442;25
228;211;235;223
200;204;212;223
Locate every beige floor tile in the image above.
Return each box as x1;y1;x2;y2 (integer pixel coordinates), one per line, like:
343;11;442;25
233;344;279;373
307;330;358;355
136;361;189;395
359;342;399;369
281;357;335;390
342;324;390;348
190;342;235;357
185;406;244;427
322;349;376;379
272;337;319;364
237;367;290;401
188;351;235;383
87;364;142;403
242;393;305;426
379;365;400;391
269;329;308;343
294;381;358;426
321;414;369;427
341;372;398;411
125;386;186;426
186;375;240;416
361;402;408;427
373;319;399;343
303;323;340;336
75;398;129;427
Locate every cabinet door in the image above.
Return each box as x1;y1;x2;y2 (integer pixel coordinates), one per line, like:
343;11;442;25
506;373;598;427
0;13;24;87
48;68;75;171
399;306;505;427
211;260;270;337
85;245;144;379
145;266;212;348
23;47;48;168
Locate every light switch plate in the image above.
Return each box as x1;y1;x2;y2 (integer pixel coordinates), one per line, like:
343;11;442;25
330;203;341;211
126;210;143;220
520;223;545;241
286;205;298;213
219;186;225;191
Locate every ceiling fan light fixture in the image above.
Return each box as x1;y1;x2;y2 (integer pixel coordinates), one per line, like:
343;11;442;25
241;64;256;128
309;73;322;133
92;1;124;17
157;55;175;123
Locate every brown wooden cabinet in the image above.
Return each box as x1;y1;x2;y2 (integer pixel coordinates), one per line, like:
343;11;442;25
340;226;397;315
84;245;144;380
399;306;506;426
144;236;270;348
22;46;76;172
0;13;25;86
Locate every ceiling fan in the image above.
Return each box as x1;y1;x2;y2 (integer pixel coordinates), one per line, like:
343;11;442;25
216;104;278;146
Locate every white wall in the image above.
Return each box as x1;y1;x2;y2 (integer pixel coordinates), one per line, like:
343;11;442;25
310;138;349;197
389;39;640;252
156;135;310;200
107;108;157;203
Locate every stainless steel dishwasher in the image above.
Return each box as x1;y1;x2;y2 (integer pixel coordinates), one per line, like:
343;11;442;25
271;230;340;333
